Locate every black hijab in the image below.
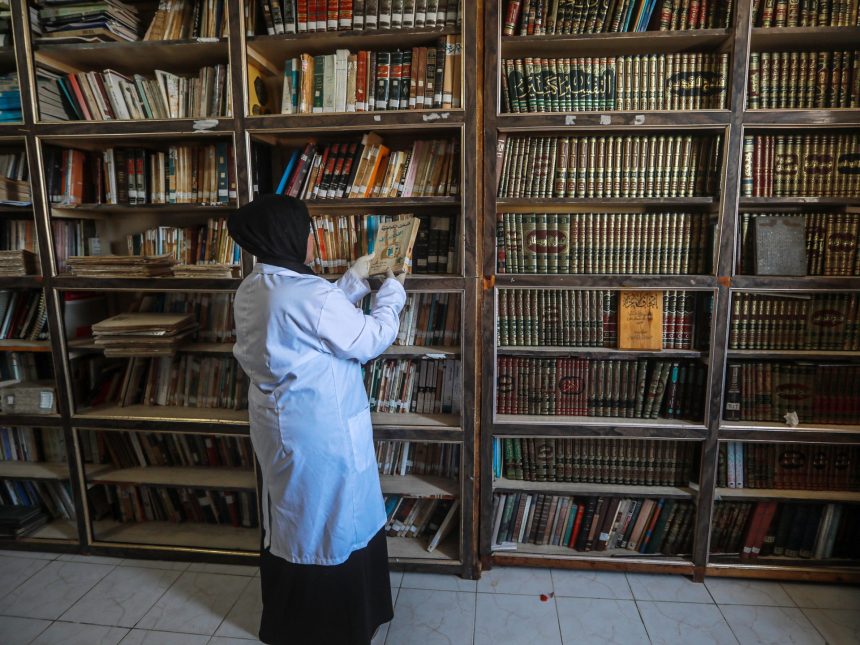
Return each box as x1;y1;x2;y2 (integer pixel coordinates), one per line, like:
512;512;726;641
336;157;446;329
227;194;315;275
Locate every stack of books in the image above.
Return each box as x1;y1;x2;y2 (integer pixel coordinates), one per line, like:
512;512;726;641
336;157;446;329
0;505;49;538
91;312;197;357
65;254;175;277
36;69;70;122
35;0;141;43
0;72;21;123
0;249;38;276
171;263;239;278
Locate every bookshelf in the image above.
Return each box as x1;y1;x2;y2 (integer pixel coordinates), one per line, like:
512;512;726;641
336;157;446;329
0;0;478;578
481;0;860;584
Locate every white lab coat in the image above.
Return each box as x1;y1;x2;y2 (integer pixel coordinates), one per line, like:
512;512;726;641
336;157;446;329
233;263;406;565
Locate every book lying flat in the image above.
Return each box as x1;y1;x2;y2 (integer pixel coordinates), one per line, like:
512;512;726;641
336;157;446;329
92;312;196;335
368;217;420;276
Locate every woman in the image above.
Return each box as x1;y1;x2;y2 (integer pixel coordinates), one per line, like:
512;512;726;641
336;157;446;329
228;195;407;645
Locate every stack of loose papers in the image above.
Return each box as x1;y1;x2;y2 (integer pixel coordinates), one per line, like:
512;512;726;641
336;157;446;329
92;312;197;357
66;254;175;277
0;249;38;276
172;263;240;278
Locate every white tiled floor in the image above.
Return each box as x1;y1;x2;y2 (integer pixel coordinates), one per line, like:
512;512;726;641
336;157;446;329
0;550;858;644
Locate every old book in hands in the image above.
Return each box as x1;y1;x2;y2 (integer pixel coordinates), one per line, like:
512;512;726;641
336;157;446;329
618;291;664;350
754;216;807;276
368;217;421;275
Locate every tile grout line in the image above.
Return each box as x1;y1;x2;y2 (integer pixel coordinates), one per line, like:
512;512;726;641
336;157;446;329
50;561;119;624
550;570;566;645
0;556;51;604
127;564;191;634
626;575;655;645
210;572;259;641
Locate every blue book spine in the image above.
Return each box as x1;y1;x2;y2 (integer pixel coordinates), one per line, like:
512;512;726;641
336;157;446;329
275;148;300;194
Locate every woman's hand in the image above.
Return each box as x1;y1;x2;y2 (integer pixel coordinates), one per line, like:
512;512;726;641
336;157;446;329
386;268;407;285
349;254;375;280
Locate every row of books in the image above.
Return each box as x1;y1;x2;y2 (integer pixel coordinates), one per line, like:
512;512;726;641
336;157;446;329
738;212;860;277
497;289;703;349
111;291;236;343
501;54;729;113
2;479;74;520
0;151;30;205
0;250;38;277
91;312;197;357
145;0;228;39
90;484;258;528
494;438;696;487
724;362;860;424
387;292;460;347
275;134;459;199
741;134;860;198
84;430;253;470
375;440;459;478
729;292;860;351
496;357;706;420
719;442;858;491
503;0;733;35
0;427;66;463
751;0;860;27
492;493;695;556
106;355;249;410
383;496;457;551
0;221;37;255
497;134;722;198
43;66;231;122
252;0;462;34
311;214;456;275
0;506;51;539
497;212;712;275
45;144;237;206
364;358;461;414
712;501;858;561
0;352;52;382
34;0;140;43
280;39;461;114
0;290;48;341
748;50;860;110
127;218;241;266
52;219;98;273
0;73;21;123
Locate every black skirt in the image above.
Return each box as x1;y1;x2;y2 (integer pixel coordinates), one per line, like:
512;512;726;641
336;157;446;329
258;528;394;645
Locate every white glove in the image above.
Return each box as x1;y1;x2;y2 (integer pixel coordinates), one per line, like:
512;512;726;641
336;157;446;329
349;254;374;281
386;268;407;286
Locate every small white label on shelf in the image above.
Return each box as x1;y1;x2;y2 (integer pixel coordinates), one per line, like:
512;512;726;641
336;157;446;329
784;411;800;427
5;395;14;405
491;542;517;551
600;115;611;125
193;119;219;131
40;391;53;409
634;114;646;125
424;353;447;360
197;37;219;42
565;115;576;125
422;112;450;122
374;115;382;122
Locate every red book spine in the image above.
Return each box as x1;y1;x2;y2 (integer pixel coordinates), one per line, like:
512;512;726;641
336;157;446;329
503;1;522;36
567;503;586;548
356;51;368;111
327;0;339;29
297;0;309;31
67;75;93;120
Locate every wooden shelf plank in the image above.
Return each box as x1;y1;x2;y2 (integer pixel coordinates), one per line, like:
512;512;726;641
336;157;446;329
0;277;44;289
92;519;259;552
386;535;460;563
715;488;860;503
501;29;731;57
497;346;704;359
743;109;860;126
749;26;860;51
373;427;464;442
248;26;458;62
727;350;860;360
491;541;693;562
371;412;460;430
730;276;860;290
302;197;459;211
496;112;731;129
493;477;697;499
497;197;716;209
52;276;243;292
738;197;860;207
68;339;235;354
27;519;78;541
246;111;465;131
35;119;238;136
380;346;460;358
89;466;256;490
74;405;250;427
495;414;705;430
493;275;719;289
492;423;707;439
50;203;236;214
0;339;52;352
380;474;458;499
719;422;860;443
0;461;69;480
0;413;64;427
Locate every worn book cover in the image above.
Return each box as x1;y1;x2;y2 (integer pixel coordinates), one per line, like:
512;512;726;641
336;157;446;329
754;216;806;276
368;217;420;275
618;290;663;350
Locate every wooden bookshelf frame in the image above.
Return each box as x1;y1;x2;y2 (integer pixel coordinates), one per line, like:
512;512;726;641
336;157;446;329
480;0;860;584
0;0;480;578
